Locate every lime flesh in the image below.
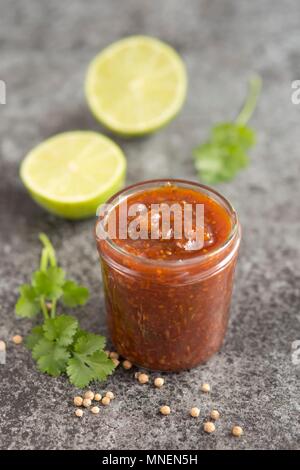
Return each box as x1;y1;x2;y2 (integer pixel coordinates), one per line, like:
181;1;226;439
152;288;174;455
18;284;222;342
20;131;126;219
85;36;187;136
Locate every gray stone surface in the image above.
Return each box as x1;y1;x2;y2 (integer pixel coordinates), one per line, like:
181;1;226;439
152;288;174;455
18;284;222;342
0;0;300;450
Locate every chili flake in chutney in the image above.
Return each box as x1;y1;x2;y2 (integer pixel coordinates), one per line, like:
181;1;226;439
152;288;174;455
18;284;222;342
95;179;241;371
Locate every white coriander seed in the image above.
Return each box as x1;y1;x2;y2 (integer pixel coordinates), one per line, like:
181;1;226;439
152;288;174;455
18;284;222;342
190;407;200;418
109;351;119;360
204;421;215;433
91;406;100;414
138;373;149;384
122;360;133;370
101;396;111;406
232;426;243;437
84;390;94;400
105;391;115;400
160;406;171;416
75;409;83;417
73;396;83;407
210;409;220;420
83;398;91;408
154;377;164;388
201;383;211;393
12;335;23;345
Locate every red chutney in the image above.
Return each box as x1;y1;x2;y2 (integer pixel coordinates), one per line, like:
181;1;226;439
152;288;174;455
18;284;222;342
95;180;241;371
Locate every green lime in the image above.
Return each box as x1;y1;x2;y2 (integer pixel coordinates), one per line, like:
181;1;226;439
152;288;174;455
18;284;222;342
85;36;187;136
20;131;126;219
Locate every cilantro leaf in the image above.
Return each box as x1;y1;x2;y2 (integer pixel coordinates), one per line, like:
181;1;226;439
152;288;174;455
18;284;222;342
194;123;253;184
74;331;106;355
212;123;255;150
193;76;261;184
72;327;87;344
15;232;114;387
30;316;78;377
66;356;95;388
15;284;40;318
26;325;44;350
82;350;115;380
62;280;89;307
43;315;78;347
67;350;115;388
66;332;113;388
32;266;65;300
33;338;70;376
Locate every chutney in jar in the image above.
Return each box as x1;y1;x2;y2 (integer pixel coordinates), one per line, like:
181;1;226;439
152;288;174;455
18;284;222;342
95;179;241;371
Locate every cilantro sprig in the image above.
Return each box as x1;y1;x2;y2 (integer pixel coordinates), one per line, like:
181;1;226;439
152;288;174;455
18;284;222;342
15;234;115;387
193;75;262;183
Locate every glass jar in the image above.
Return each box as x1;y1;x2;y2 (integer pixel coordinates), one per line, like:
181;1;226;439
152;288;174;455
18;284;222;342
95;179;241;371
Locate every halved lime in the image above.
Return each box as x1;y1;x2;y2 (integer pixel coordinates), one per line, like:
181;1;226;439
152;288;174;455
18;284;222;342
85;36;187;136
20;131;126;219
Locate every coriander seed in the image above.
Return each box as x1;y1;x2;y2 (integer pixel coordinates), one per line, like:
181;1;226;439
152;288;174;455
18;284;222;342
154;377;164;388
84;390;94;400
204;421;215;433
122;360;132;370
73;396;83;407
91;406;100;414
232;426;243;437
83;398;92;408
160;406;171;416
138;373;149;384
75;409;83;418
210;409;220;421
190;407;200;418
105;391;115;400
101;396;111;406
12;334;23;345
110;351;119;360
201;383;211;393
94;393;102;401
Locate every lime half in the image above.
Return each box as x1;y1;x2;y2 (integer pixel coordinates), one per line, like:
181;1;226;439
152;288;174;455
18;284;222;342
85;36;187;136
20;131;126;219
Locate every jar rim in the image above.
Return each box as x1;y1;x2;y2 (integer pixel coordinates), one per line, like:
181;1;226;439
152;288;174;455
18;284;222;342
95;178;240;268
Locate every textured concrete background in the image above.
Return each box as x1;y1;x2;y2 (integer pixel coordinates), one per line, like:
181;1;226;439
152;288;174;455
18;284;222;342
0;0;300;450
